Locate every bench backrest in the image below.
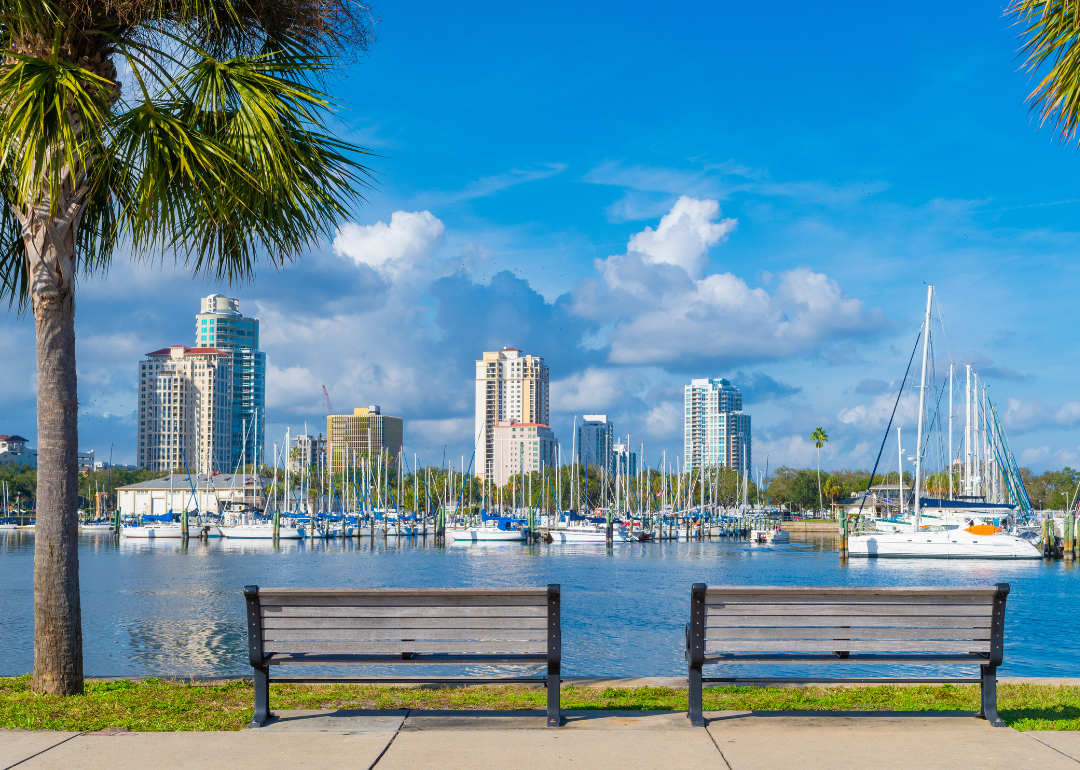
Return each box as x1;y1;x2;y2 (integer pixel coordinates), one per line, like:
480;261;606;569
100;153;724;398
691;584;1008;662
245;586;559;662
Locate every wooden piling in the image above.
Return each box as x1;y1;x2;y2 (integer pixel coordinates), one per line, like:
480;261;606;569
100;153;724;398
1065;512;1075;561
839;512;848;557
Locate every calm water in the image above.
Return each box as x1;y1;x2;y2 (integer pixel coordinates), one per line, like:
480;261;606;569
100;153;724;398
1;531;1077;679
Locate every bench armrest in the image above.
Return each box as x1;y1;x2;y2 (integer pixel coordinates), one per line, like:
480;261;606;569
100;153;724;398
244;585;265;667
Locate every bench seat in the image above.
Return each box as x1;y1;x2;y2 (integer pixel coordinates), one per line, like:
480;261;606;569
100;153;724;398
245;585;562;727
685;583;1009;727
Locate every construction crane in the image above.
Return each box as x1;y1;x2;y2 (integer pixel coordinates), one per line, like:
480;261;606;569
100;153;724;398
322;385;333;416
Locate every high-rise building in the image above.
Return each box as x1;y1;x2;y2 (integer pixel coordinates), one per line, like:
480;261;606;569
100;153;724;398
289;433;325;473
195;294;265;469
326;406;404;474
576;415;614;472
613;440;638;477
684;378;751;472
475;348;549;479
490;421;558;487
137;345;233;473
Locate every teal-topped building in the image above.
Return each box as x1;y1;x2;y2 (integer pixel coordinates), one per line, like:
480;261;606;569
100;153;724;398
195;294;266;468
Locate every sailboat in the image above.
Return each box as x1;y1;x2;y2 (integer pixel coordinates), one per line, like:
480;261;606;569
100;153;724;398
848;286;1041;560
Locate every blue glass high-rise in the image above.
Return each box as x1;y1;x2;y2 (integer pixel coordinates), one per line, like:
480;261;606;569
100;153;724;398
195;294;266;470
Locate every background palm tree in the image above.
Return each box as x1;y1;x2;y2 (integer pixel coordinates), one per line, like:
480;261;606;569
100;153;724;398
0;0;375;695
1009;0;1080;144
810;427;828;514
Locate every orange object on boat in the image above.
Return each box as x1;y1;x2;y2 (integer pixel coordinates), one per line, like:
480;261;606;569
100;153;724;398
964;524;1001;535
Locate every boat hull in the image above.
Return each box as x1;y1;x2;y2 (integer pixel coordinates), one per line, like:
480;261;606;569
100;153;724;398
448;528;524;542
219;525;306;539
120;525;184;539
849;531;1041;559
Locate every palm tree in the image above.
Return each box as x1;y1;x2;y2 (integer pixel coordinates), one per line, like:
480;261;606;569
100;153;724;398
810;427;828;514
0;0;375;695
1010;0;1080;143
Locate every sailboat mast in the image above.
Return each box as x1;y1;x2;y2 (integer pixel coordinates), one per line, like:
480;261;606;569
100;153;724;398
965;364;972;497
914;285;933;530
948;363;954;501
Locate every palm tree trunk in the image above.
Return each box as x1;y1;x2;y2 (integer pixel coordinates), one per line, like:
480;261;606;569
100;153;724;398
25;201;84;695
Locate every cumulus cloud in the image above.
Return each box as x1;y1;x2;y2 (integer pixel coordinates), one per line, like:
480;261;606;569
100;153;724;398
837;392;916;431
550;368;627;412
626;196;736;277
569;197;887;370
1002;398;1080;433
333;210;445;275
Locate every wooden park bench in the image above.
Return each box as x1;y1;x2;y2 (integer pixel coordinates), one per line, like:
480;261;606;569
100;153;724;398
685;584;1009;727
244;585;562;727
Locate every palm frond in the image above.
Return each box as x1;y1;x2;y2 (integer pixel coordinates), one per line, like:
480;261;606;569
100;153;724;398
1010;0;1080;143
114;45;374;284
0;45;113;215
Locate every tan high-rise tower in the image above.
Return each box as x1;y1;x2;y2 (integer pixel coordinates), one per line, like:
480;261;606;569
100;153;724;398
475;348;549;479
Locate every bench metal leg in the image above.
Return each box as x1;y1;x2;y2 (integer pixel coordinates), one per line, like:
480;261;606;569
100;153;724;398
688;663;704;727
547;668;561;727
250;666;272;728
979;664;1004;727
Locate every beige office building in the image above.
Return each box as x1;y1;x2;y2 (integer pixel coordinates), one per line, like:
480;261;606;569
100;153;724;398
490;421;558;487
326;406;404;473
475;348;549;479
138;345;233;473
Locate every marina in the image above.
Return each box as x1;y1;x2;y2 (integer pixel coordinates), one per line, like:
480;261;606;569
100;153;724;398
1;527;1079;680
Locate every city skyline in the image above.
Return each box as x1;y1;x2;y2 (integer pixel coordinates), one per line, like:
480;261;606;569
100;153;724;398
2;0;1078;476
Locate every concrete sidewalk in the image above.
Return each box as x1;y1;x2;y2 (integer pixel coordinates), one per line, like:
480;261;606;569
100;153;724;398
4;710;1080;770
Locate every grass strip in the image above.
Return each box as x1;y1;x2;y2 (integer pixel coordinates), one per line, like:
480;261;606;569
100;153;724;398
1;676;1078;732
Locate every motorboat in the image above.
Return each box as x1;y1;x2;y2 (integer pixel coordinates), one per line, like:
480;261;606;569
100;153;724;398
79;521;115;532
751;527;790;544
849;525;1042;559
449;518;525;542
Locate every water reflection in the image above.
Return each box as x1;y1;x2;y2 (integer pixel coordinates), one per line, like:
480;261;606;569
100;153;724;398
0;529;1075;679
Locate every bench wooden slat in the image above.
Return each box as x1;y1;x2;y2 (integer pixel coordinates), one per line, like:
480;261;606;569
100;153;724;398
259;595;548;607
705;640;991;653
256;587;549;597
264;628;547;642
266;653;547;665
263;617;548;630
262;640;547;654
706;616;990;629
706;627;992;641
263;605;548;618
705;594;994;606
707;604;992;617
700;654;986;665
702;586;998;597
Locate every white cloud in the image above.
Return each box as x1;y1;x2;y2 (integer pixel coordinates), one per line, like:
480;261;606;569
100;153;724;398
1002;397;1080;432
837;392;916;431
550;368;627;412
626;195;736;278
1020;446;1051;464
643;401;682;440
333;210;445;275
571;197;886;367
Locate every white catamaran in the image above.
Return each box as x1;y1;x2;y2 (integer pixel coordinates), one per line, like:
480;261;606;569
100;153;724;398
848;286;1041;559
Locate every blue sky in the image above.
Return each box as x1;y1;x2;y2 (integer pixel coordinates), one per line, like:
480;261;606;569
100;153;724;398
4;0;1080;474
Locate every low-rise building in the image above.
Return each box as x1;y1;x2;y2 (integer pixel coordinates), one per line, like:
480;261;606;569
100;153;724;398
326;406;404;474
116;473;269;517
0;435;34;467
0;435;94;469
490;421;558;486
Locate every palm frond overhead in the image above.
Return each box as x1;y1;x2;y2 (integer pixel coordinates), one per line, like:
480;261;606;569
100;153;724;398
1010;0;1080;143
